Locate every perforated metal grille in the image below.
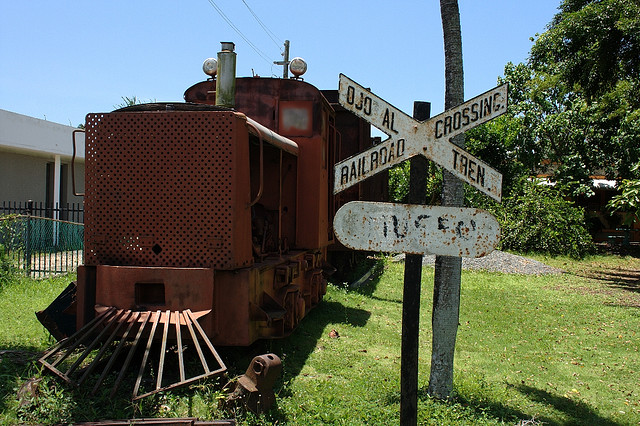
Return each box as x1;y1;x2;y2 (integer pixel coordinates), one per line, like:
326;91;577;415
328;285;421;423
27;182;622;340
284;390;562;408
84;111;252;269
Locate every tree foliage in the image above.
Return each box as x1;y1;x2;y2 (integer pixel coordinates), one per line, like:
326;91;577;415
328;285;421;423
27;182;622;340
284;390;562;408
464;1;640;200
497;180;595;258
532;0;640;102
462;0;640;255
607;162;640;225
500;0;640;194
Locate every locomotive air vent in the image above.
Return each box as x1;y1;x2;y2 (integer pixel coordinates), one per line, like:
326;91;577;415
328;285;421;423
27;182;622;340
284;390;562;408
84;111;253;270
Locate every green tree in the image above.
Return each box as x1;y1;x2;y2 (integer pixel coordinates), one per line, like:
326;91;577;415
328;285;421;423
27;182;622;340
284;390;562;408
514;0;640;192
532;0;640;102
607;162;640;225
463;1;640;200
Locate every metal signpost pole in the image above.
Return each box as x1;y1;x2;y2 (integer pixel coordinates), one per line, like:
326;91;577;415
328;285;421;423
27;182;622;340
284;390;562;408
400;101;430;425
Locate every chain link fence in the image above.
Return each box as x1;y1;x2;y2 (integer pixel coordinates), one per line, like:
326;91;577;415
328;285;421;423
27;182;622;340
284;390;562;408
1;202;84;279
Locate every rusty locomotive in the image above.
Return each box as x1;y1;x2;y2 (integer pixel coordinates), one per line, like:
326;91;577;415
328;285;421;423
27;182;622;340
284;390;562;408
38;42;386;399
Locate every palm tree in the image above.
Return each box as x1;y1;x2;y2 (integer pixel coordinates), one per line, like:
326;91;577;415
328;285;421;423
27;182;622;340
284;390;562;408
428;0;464;400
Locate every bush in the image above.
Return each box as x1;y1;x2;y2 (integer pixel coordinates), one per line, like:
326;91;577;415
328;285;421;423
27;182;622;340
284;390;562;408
491;179;595;258
468;179;595;258
0;249;15;286
388;161;443;203
0;215;23;286
388;162;410;202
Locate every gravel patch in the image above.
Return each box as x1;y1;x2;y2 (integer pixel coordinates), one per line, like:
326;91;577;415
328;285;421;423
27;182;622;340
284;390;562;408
396;250;564;275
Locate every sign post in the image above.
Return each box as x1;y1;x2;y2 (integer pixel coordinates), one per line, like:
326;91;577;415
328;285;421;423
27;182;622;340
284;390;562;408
401;101;430;424
332;75;506;424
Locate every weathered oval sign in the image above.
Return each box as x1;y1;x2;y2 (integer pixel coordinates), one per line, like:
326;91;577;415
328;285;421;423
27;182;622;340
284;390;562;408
333;201;500;258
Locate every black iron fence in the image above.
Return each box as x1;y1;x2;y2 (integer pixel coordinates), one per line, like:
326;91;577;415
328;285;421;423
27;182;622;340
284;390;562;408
1;201;84;278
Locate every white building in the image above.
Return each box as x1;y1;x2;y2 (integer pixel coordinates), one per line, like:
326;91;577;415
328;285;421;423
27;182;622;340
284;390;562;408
0;109;85;209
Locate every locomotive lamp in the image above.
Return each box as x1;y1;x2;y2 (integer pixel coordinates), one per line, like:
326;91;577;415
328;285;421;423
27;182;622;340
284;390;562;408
202;57;218;78
289;57;307;79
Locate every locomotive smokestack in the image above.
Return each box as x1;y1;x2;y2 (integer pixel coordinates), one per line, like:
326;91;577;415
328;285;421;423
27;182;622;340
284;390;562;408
216;42;236;108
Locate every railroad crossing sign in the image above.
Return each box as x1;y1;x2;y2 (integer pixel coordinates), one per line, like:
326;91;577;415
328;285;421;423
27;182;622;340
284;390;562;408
334;74;506;201
333;201;500;257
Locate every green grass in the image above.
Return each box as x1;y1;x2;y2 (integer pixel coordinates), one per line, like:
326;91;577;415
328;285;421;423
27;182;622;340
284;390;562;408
0;254;639;424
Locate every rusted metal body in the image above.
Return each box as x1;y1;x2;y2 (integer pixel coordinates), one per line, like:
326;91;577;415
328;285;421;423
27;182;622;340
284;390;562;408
186;77;337;250
333;201;500;257
37;65;386;400
77;94;331;347
73;419;235;425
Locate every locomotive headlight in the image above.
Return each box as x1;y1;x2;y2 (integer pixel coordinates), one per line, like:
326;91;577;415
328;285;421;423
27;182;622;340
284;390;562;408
202;57;218;77
289;57;307;78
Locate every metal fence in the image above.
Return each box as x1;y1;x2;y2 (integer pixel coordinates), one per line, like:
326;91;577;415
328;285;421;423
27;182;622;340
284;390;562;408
1;202;84;278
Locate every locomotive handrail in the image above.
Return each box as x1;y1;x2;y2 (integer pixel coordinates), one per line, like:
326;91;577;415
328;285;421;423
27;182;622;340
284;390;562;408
246;120;264;207
72;129;85;196
245;116;298;156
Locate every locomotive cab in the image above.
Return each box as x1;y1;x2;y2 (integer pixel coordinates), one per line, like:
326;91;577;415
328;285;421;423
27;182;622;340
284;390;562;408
185;76;337;251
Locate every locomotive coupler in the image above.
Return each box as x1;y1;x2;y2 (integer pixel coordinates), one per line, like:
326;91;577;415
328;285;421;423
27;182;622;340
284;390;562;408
223;353;282;414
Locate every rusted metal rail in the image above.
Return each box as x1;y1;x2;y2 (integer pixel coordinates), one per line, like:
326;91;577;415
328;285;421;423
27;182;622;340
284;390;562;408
72;419;235;425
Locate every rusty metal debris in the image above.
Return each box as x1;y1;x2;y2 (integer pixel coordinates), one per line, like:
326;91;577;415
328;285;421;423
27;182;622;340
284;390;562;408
72;419;235;425
39;307;226;400
223;353;282;414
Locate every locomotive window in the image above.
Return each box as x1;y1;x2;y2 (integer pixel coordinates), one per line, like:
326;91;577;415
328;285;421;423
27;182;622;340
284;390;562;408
278;101;313;137
135;282;165;306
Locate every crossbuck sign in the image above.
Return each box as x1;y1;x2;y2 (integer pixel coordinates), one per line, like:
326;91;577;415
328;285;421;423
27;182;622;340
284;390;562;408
334;74;507;201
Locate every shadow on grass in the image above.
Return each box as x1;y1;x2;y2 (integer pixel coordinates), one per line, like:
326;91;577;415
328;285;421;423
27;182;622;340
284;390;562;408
352;272;403;305
213;298;372;423
514;384;619;426
382;382;622;426
598;243;640;259
230;299;372;384
574;267;640;294
0;345;42;414
451;384;618;426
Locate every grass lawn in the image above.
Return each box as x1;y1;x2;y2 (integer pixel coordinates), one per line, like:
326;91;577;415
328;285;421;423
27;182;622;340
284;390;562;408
0;252;638;425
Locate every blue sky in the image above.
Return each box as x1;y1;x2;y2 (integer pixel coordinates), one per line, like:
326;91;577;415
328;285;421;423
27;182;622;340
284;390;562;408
1;1;560;128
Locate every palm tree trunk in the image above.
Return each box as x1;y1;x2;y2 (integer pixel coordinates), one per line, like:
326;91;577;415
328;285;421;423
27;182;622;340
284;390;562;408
428;0;464;399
